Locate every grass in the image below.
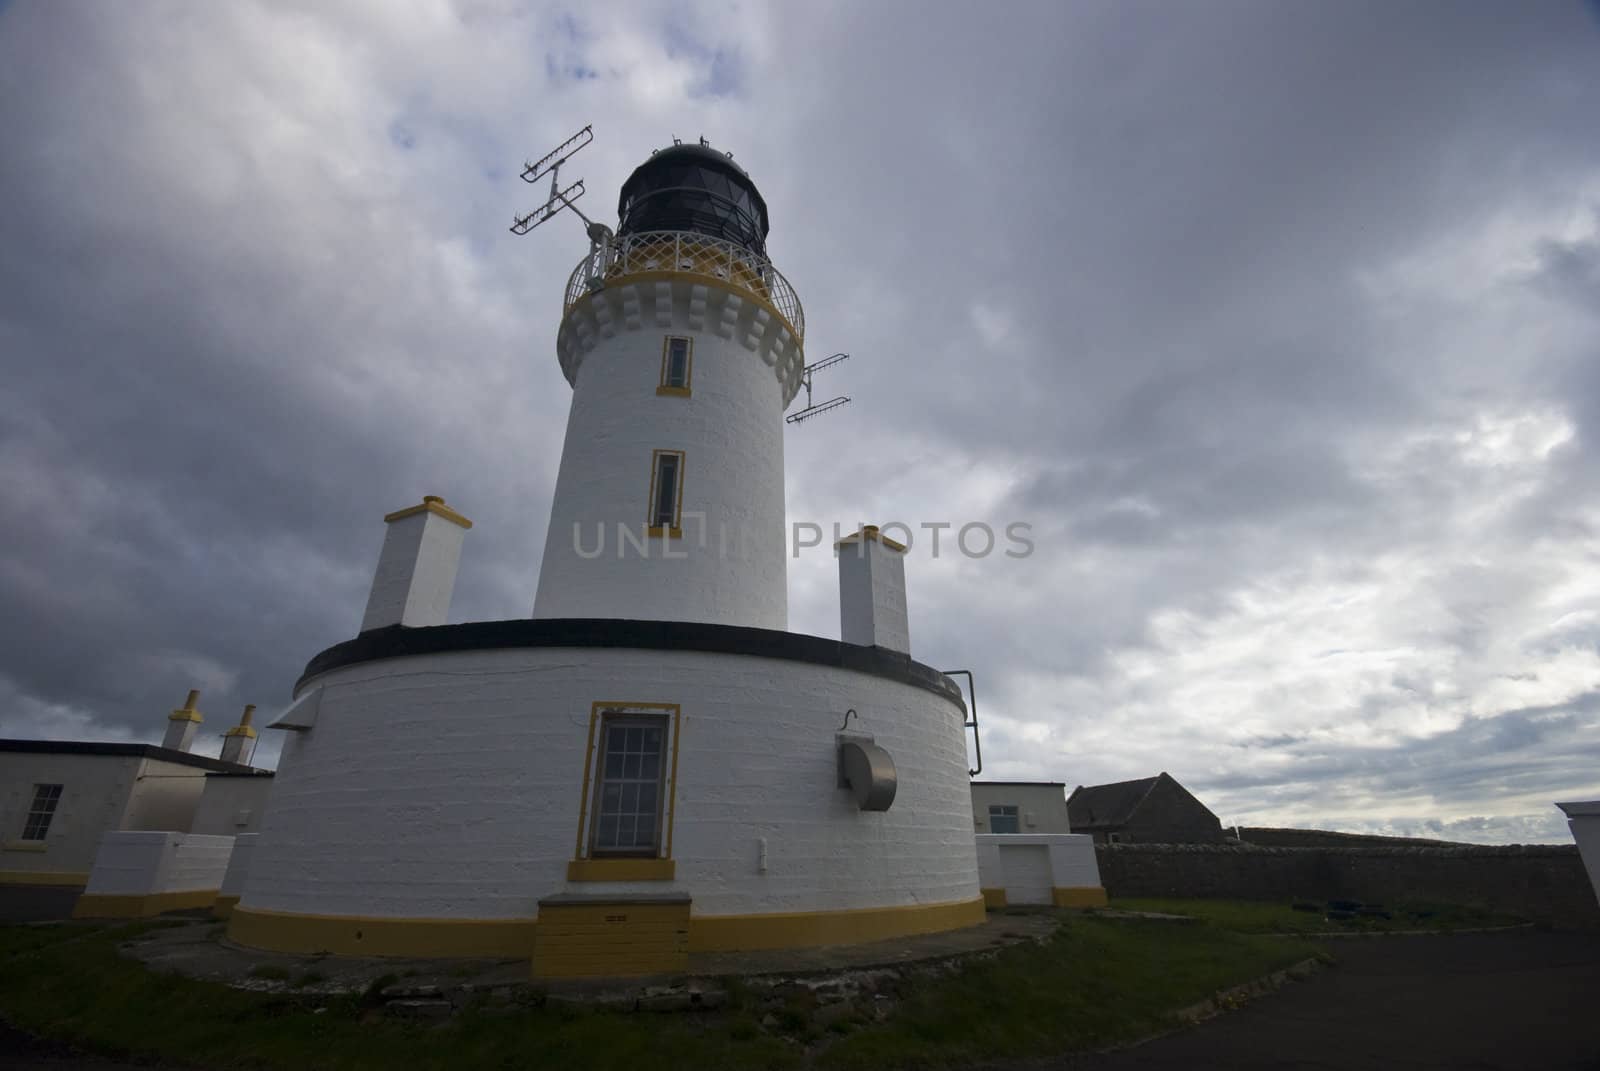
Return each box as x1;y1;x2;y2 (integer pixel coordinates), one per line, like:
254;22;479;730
817;917;1318;1069
0;913;1322;1071
1109;897;1526;934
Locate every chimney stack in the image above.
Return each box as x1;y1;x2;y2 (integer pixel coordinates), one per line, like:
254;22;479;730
220;704;258;766
162;689;203;752
836;525;911;654
361;495;473;632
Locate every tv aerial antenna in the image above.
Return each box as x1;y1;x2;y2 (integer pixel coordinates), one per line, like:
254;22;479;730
786;352;852;425
510;125;614;279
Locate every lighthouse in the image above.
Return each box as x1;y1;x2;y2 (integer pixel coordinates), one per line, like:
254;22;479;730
534;142;801;629
225;140;1007;978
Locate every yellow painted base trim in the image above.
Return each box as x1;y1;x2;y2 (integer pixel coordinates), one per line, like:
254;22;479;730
533;900;689;978
688;896;986;953
0;870;89;887
73;888;218;919
981;887;1008;909
213;894;240;919
1052;886;1109;908
566;858;676;882
228;905;538;958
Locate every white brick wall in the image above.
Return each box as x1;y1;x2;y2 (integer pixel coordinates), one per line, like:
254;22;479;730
533;287;789;630
241;647;979;920
220;833;258;898
192;776;274;835
361;507;468;631
1560;802;1600;906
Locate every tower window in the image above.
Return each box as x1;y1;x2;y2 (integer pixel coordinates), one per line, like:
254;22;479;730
658;336;692;396
590;714;669;856
21;784;62;841
648;449;685;536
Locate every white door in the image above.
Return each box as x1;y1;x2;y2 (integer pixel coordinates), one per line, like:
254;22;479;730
998;843;1053;905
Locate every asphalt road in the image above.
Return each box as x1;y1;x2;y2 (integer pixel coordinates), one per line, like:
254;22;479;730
1070;929;1600;1071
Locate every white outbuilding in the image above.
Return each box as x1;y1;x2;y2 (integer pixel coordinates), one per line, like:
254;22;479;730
223;141;1091;977
1;693;269;904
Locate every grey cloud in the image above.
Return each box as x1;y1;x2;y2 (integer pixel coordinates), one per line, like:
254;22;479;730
2;0;1598;841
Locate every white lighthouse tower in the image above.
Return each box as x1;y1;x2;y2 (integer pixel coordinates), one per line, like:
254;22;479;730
533;143;803;629
216;138;1102;981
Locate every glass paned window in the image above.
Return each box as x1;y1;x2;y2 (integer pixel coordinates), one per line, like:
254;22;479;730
591;716;668;855
988;804;1020;834
661;336;691;389
650;451;683;529
22;783;63;841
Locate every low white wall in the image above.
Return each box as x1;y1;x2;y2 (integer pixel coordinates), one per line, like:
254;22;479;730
1559;802;1600;906
220;833;258;898
82;831;236;896
975;833;1102;905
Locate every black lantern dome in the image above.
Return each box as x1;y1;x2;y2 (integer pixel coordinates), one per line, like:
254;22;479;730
617;142;770;258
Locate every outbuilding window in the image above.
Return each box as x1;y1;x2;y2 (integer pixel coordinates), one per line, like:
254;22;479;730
22;784;62;841
590;715;670;856
988;804;1020;834
647;449;685;536
658;336;692;396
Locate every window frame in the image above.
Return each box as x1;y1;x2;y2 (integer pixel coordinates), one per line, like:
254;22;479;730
647;449;685;537
586;712;672;859
571;702;683;874
988;803;1020;834
21;783;63;842
657;335;693;396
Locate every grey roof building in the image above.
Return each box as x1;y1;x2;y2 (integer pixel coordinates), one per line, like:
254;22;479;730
1066;772;1225;845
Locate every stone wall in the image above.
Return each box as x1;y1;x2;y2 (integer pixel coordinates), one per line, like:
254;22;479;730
1237;826;1460;849
1096;842;1600;928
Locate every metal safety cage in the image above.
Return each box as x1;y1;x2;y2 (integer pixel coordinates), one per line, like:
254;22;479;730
563;229;805;344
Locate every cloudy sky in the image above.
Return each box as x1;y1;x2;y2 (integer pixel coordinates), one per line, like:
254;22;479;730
3;1;1598;844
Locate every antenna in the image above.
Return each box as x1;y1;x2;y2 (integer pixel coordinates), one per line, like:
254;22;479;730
511;125;603;237
786;352;852;425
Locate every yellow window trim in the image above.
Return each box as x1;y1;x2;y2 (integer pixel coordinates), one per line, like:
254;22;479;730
566;858;676;882
647;449;686;532
646;525;683;539
2;840;47;853
659;334;693;393
572;701;683;867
